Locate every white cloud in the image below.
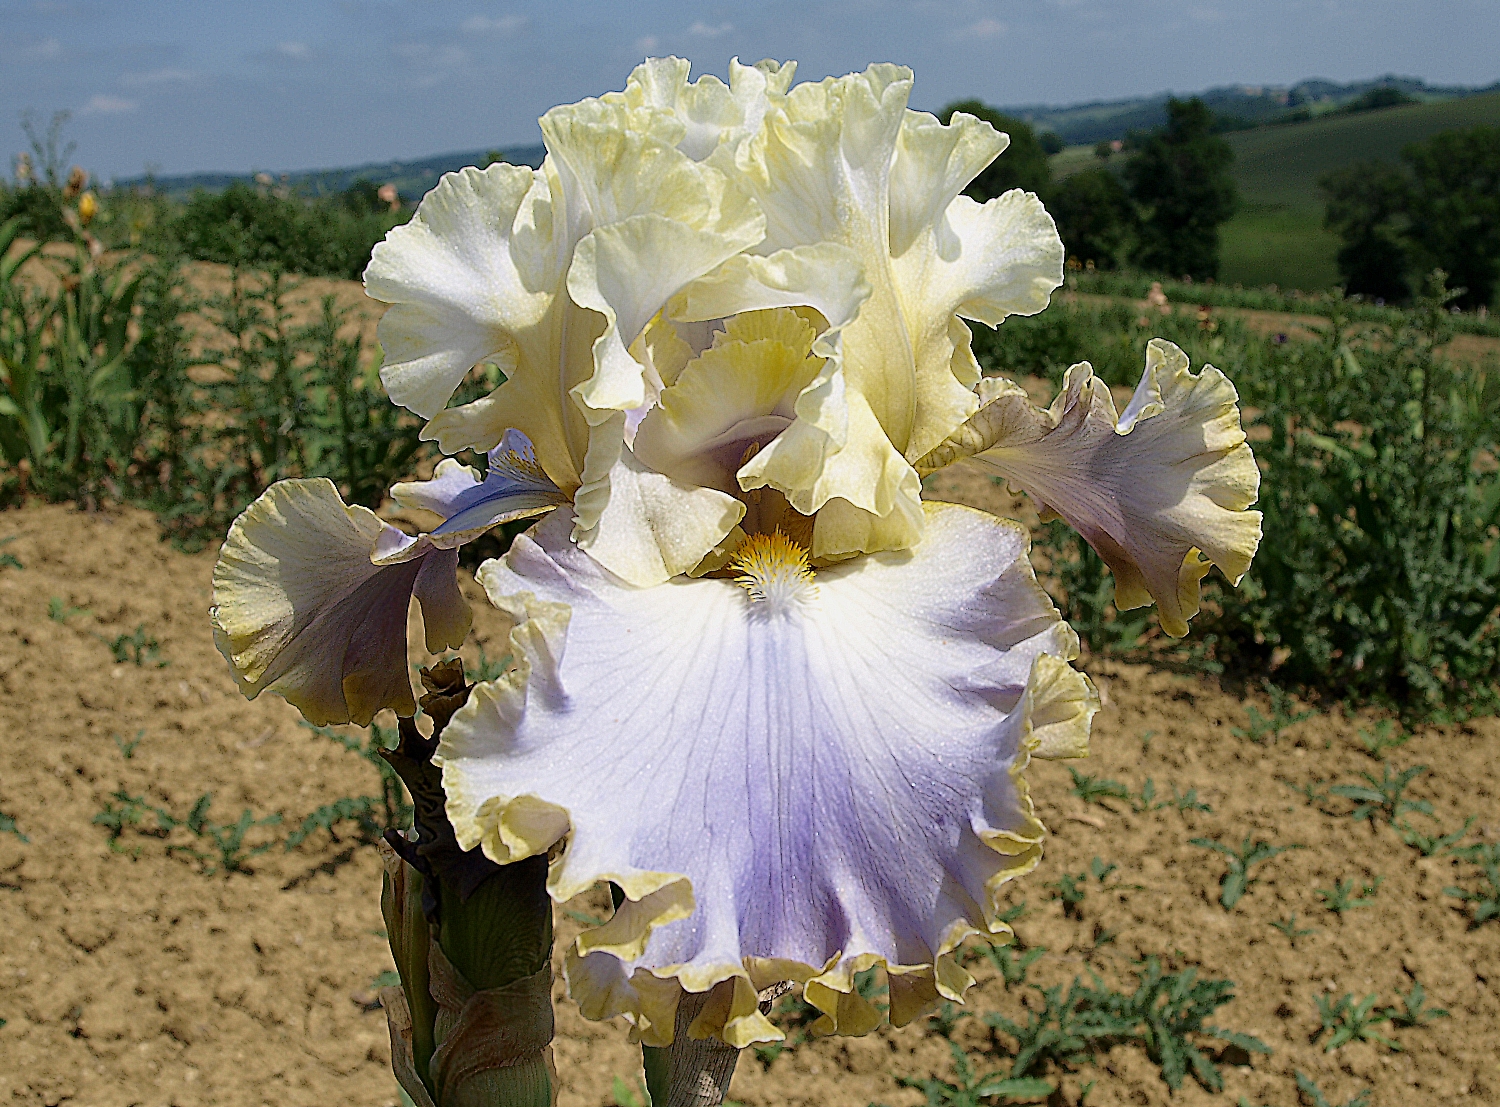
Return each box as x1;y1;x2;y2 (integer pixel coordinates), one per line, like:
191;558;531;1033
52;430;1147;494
276;41;310;59
121;67;194;87
27;38;62;59
462;13;526;34
967;17;1006;38
686;20;733;38
635;35;661;54
80;95;139;115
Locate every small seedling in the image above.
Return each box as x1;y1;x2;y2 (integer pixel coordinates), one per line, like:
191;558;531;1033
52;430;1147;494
1282;777;1331;808
1397;815;1474;856
1330;764;1431;824
1046;872;1088;915
1190;836;1303;910
928;1001;973;1039
465;643;512;683
94;789;281;873
750;990;820;1067
370;969;401;990
1269;913;1317;940
47;597;89;622
1313;992;1400;1051
1138;729;1156;753
0;810;27;843
112;730;144;760
1231;685;1314;744
1382;980;1448;1028
1132;777;1164;813
983;979;1097;1079
975;942;1047;987
898;1040;1053;1106
1068;767;1130;806
1170;784;1213;814
1290;1072;1371;1107
1443;843;1500;927
1316;876;1383;914
0;536;21;570
1356;719;1410;759
288;722;412;848
109;625;167;667
996;901;1028;926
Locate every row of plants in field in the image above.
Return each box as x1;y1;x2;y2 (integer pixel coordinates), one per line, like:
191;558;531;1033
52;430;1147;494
974;276;1500;718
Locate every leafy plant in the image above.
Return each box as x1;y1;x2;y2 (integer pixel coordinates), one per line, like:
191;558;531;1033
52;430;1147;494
898;1040;1053;1105
0;809;27;842
1190;836;1303;909
0;536;20;569
1397;814;1474;856
974;943;1047;988
1231;686;1315;745
611;1074;651;1107
1316;876;1383;914
109;624;166;667
1045;872;1088;915
1291;1072;1371;1107
1330;763;1432;824
1382;979;1449;1028
1269;914;1317;941
112;729;143;759
1169;784;1213;814
93;789;281;873
1313;992;1400;1051
47;596;88;622
287;722;412;848
927;1002;973;1040
1444;842;1500;927
1355;719;1411;759
751;990;821;1067
1067;767;1131;806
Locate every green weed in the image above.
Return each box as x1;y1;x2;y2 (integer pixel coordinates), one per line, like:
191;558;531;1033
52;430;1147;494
1382;980;1449;1028
47;596;88;622
1396;815;1474;856
1190;836;1303;909
1289;1072;1371;1107
1316;876;1383;914
927;1002;973;1040
1444;842;1500;927
287;722;412;848
0;810;27;843
751;991;820;1067
1269;914;1317;941
1355;719;1411;759
1137;780;1215;815
1282;776;1332;808
93;789;281;873
464;643;512;684
1313;992;1400;1051
610;1075;652;1107
1330;763;1432;824
973;943;1047;988
1231;685;1315;744
1046;872;1088;915
899;1041;1053;1105
112;730;143;759
0;536;21;569
1067;767;1130;806
109;624;166;667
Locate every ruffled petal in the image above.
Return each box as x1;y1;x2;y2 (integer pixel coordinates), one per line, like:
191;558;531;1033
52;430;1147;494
211;480;471;726
919;339;1263;637
390;430;571;549
439;502;1096;1044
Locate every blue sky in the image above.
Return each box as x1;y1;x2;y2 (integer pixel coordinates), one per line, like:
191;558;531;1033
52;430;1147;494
3;0;1497;181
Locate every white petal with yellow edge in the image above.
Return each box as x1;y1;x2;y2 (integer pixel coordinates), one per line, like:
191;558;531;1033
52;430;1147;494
438;502;1097;1045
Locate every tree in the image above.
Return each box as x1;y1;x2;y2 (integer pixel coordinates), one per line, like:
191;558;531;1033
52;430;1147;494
1320;161;1412;302
1403;126;1500;310
1047;168;1136;269
938;100;1051;200
1124;98;1237;280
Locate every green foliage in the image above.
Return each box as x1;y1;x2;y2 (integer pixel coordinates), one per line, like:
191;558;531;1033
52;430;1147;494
1067;767;1130;806
1231;686;1315;745
1403;126;1500;310
986;959;1268;1093
610;1075;651;1107
47;596;87;622
109;624;166;667
1125;98;1238;279
1355;719;1410;759
167;182;405;280
939;101;1052;200
112;729;143;759
1444;842;1500;926
0;535;21;569
1315;876;1383;914
1269;913;1317;941
1382;979;1449;1027
1397;814;1473;855
1320;161;1413;301
0;809;27;842
1330;763;1431;824
93;789;282;873
1047;168;1136;269
1031;521;1151;657
1045;872;1087;915
1190;836;1302;910
751;990;821;1067
974;942;1047;988
1290;1072;1371;1107
898;1041;1053;1105
288;722;412;848
1313;992;1401;1052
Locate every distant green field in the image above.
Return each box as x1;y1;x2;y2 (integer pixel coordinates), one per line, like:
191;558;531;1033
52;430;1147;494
1047;92;1500;290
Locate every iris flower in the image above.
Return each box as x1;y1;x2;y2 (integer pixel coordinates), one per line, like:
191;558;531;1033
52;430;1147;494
211;58;1260;1048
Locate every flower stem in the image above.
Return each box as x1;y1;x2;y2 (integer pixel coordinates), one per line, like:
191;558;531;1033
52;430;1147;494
662;990;741;1107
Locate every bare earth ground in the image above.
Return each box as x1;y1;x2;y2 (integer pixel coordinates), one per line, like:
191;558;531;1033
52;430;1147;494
1;481;1496;1107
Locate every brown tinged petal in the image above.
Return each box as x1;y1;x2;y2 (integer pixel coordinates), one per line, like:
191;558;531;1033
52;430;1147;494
917;339;1262;637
